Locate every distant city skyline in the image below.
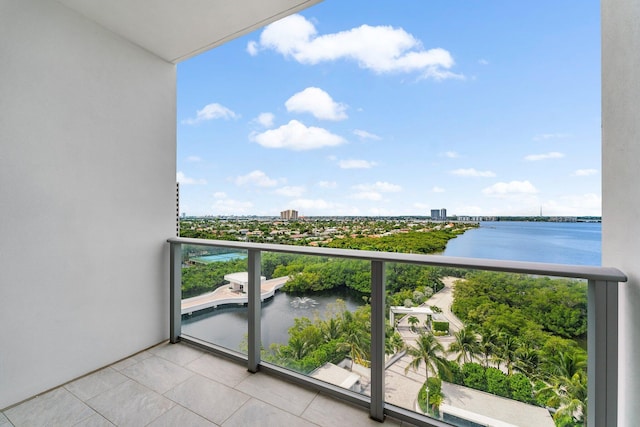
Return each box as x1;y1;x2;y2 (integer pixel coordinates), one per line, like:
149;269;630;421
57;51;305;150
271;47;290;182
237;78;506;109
177;1;601;217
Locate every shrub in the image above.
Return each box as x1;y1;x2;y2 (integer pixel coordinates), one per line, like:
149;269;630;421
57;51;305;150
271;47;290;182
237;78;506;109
432;321;449;333
462;362;487;391
509;373;534;404
486;367;510;398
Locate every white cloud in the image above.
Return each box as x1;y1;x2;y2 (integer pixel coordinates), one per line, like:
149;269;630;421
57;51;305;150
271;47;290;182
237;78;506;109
186;156;202;162
339;159;377;169
524;152;565;161
353;181;402;193
275;186;306;197
255;112;275;128
247;40;259;56
432;186;445;193
212;199;254;215
182;103;238;125
542;193;601;216
442;151;459;158
213;192;227;199
353;129;381;140
318;181;337;188
234;170;278;187
250;120;345;150
285;87;347;121
478;59;489;65
572;168;598;176
250;14;462;80
450;168;496;178
177;171;207;185
289;198;335;210
533;133;571;141
482;180;538;196
352;191;383;201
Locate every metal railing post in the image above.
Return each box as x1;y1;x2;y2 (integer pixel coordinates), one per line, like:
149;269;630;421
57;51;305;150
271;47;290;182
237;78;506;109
248;249;262;373
588;279;618;427
370;260;386;421
169;242;182;343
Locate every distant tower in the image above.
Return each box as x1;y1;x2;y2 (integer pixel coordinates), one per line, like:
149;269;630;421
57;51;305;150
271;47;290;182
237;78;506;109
430;209;440;220
280;209;299;220
440;208;447;220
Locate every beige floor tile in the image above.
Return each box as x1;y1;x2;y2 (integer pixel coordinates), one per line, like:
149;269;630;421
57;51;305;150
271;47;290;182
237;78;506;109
164;375;249;425
86;380;174;427
72;413;114;426
120;356;194;394
147;405;217;427
65;368;128;401
302;394;401;427
222;399;316;427
149;342;205;366
235;372;317;416
186;354;251;387
4;388;95;427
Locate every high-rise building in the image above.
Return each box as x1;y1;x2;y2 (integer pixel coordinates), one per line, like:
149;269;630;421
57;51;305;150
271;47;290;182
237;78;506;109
430;208;447;220
280;209;299;220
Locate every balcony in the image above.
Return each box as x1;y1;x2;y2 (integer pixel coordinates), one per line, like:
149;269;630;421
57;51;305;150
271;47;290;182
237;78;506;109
1;341;404;427
169;237;624;427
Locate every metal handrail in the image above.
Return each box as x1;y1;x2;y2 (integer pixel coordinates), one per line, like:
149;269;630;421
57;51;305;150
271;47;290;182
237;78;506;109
168;236;625;427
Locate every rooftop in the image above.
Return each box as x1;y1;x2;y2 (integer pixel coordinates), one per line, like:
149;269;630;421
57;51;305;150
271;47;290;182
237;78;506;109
1;341;414;427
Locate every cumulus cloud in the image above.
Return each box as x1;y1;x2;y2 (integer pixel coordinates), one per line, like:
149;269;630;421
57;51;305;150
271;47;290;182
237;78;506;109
524;152;565;161
289;198;335;210
177;171;207;185
182;103;238;125
255;112;275;128
318;181;337;188
248;14;462;80
275;186;306;197
353;129;381;140
450;168;496;178
339;159;376;169
572;169;598;176
186;156;202;162
212;198;254;215
352;192;383;201
213;192;227;199
432;186;445;193
482;180;538;196
250;120;345;150
285;87;347;121
234;170;278;187
478;59;489;65
353;182;402;193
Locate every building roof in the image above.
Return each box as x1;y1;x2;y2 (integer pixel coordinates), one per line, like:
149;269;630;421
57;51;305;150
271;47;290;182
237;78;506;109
310;363;361;389
56;0;322;63
224;272;265;286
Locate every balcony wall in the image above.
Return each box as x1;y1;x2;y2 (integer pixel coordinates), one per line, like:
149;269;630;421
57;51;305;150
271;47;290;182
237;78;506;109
0;0;176;408
602;0;640;424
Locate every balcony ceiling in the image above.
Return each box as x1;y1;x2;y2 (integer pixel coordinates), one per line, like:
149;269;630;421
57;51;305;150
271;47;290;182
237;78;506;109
55;0;322;63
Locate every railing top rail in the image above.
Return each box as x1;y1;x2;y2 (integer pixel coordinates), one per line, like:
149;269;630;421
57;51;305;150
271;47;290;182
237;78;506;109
168;237;627;283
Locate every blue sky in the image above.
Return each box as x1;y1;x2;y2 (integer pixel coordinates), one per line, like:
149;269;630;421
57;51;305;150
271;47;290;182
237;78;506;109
177;1;601;217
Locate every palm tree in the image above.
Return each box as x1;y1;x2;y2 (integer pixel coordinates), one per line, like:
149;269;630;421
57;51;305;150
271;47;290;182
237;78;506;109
540;351;587;425
496;333;520;375
448;327;481;364
478;328;498;368
405;332;448;410
407;315;420;333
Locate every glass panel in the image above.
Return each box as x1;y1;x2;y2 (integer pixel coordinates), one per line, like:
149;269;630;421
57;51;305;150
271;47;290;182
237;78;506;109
180;244;250;354
385;268;587;427
260;252;371;396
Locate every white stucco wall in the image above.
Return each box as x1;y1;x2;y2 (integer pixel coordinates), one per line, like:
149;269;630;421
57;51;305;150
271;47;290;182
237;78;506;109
601;0;640;425
0;0;176;408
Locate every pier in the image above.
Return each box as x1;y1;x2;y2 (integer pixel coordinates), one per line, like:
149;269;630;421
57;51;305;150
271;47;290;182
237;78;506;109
181;275;289;315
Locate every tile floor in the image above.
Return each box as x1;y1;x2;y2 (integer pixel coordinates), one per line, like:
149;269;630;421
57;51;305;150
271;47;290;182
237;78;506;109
1;342;418;426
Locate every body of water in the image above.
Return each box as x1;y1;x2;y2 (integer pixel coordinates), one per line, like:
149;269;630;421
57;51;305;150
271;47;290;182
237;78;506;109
191;252;247;263
443;221;601;266
183;289;364;352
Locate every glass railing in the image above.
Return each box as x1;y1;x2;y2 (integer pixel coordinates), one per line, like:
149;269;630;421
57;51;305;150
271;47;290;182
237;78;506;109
168;237;625;427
